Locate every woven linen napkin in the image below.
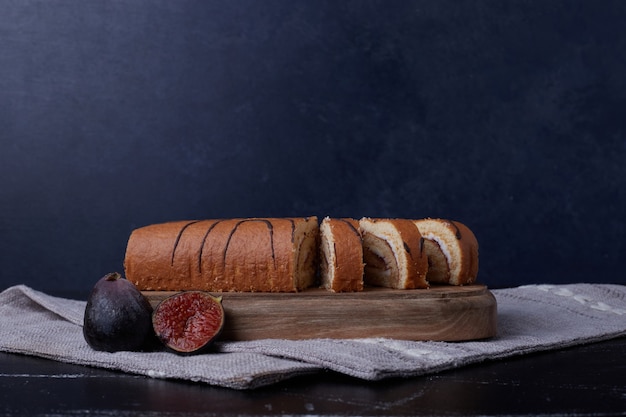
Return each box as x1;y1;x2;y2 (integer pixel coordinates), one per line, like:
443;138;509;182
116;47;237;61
0;283;624;389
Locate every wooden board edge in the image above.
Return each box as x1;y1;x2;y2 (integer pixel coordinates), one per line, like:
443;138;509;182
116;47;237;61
143;285;497;342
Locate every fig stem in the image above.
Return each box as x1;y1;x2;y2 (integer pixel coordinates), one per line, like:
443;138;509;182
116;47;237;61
104;272;122;281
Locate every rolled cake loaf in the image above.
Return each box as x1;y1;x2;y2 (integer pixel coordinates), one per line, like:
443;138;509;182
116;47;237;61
124;217;319;292
413;218;478;285
359;218;428;289
319;217;364;292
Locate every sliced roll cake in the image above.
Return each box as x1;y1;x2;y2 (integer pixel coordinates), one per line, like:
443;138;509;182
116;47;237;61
319;217;364;292
359;218;428;289
413;218;479;285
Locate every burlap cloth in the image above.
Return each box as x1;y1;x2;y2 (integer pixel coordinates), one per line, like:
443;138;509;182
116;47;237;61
0;283;624;389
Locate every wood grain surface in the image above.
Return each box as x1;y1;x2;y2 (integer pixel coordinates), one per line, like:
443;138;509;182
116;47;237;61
143;285;497;342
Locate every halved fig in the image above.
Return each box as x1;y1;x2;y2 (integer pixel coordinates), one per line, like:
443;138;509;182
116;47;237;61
152;291;225;354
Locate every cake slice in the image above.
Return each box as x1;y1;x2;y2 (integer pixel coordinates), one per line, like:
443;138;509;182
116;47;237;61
124;217;319;292
319;217;364;292
359;218;428;289
413;218;479;285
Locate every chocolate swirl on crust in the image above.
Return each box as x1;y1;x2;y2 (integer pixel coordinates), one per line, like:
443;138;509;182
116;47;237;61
288;219;295;243
223;219;276;269
197;220;222;273
448;220;462;239
403;241;412;255
403;236;424;260
338;219;361;238
171;221;201;266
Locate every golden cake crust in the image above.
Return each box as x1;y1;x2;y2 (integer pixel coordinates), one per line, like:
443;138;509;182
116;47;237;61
124;217;319;292
319;217;364;292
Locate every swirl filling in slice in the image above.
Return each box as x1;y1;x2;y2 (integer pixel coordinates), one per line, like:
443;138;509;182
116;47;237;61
359;218;428;289
413;218;479;285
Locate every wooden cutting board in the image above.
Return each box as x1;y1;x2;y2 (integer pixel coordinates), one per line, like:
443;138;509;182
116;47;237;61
143;284;497;342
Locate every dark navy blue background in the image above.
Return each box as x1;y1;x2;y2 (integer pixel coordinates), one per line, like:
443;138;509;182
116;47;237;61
2;1;625;294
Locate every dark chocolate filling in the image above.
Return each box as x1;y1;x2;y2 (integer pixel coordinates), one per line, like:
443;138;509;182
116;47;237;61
363;246;389;270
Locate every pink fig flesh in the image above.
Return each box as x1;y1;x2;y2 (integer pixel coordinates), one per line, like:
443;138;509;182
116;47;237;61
152;291;224;354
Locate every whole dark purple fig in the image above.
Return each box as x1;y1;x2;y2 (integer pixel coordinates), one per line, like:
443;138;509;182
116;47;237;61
83;272;154;352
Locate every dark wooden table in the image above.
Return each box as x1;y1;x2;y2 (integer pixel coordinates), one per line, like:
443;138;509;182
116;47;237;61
0;336;624;416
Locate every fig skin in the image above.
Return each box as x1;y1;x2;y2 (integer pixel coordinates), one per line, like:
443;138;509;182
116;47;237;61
152;291;225;355
83;272;154;352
